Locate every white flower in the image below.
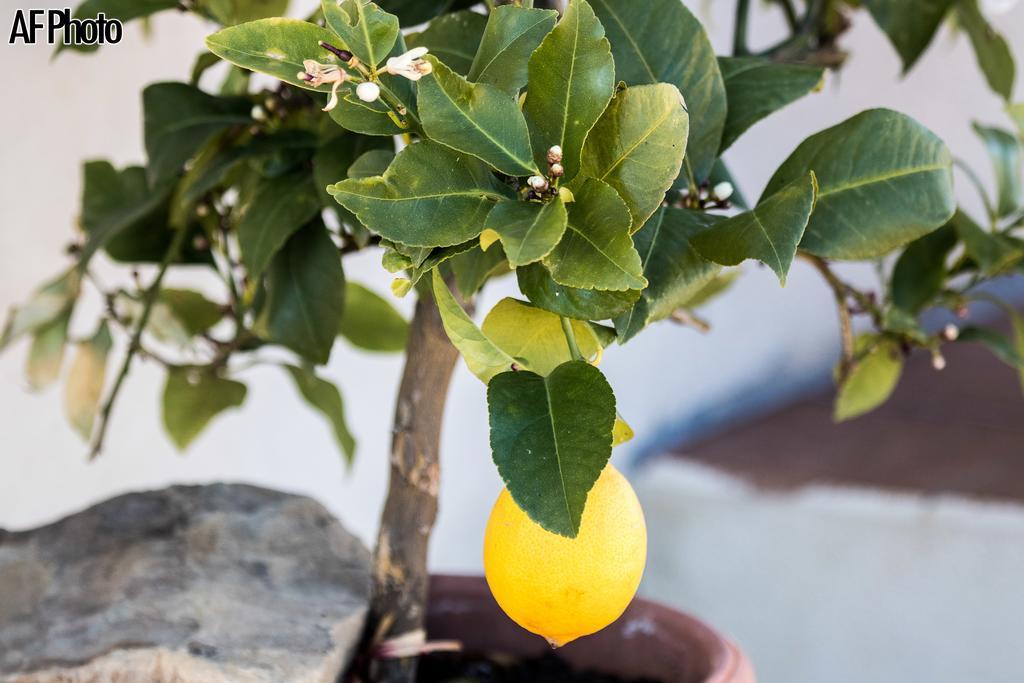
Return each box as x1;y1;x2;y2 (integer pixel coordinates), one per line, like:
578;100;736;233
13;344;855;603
385;47;433;81
298;59;347;112
982;0;1018;15
712;181;734;201
356;81;381;103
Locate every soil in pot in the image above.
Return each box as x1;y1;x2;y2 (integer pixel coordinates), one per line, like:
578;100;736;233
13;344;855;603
418;650;659;683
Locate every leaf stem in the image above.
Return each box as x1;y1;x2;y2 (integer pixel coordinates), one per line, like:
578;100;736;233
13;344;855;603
89;226;189;460
733;0;751;55
560;317;584;362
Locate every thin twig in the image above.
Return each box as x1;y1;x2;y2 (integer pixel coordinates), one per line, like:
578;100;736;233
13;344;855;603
772;0;799;31
801;253;864;380
733;0;751;55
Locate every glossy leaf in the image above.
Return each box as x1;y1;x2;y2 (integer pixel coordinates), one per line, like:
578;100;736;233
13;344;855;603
693;172;818;284
338;282;409;352
329;141;511;247
469;5;558;93
483;199;567;267
408;10;488;76
163;369;247;450
958;0;1015;101
285;364;356;463
481;298;602;375
614;208;722;343
488;360;615;537
313;132;393;226
419;57;538;176
432;270;522;382
972;123;1023;217
544;179;646;291
591;0;725;181
238;172;322;278
64;323;112;440
523;0;615;180
256;223;345;365
717;57;824;153
891;224;956;313
579;83;689;231
323;0;399;68
834;338;902;421
763;109;955;260
517;262;640;321
26;313;70;392
861;0;956;72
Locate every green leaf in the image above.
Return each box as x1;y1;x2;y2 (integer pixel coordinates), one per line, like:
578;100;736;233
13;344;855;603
481;298;602;375
199;0;289;26
284;364;356;463
143;82;250;185
483;199;567;267
256;222;345;364
614;207;722;343
488;360;615;537
408;10;488;76
419;57;538;176
957;0;1016;101
375;0;476;27
338;282;409;352
972;123;1023;218
952;208;1024;274
524;0;615;180
347;149;395;178
693;172;818;285
64;323;112;440
959;326;1024;368
329;141;511;247
717;57;824;153
159;289;226;336
322;0;399;68
1;269;80;351
162;369;247;450
238;172;323;278
451;245;510;298
861;0;956;72
469;5;558;93
578;83;689;231
834;338;902;421
517;262;639;321
891;224;957;313
591;0;725;181
432;270;522;382
313;131;393;227
1010;102;1024;137
544;178;647;291
60;0;178;53
763;109;955;260
26;313;71;392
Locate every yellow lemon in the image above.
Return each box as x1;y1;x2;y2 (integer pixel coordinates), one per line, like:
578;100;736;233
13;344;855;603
483;465;647;647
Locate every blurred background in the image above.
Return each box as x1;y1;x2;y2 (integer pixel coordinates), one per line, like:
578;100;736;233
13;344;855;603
1;1;1022;681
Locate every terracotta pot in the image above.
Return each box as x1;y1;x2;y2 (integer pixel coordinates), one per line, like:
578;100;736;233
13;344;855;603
426;575;755;683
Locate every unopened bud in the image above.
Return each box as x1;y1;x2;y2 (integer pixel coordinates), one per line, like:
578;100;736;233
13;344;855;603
942;323;959;341
318;41;353;62
932;353;947;371
549;163;564;178
356;81;381;102
527;175;549;192
250;105;267;121
712;181;734;201
547;145;563;164
195;203;209;217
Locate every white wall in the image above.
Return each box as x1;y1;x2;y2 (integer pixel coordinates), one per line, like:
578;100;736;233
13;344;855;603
0;0;1021;590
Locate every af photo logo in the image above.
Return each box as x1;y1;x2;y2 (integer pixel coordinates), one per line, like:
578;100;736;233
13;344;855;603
9;8;123;46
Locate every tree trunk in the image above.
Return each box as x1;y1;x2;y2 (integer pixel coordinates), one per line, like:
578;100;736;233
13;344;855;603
365;292;461;683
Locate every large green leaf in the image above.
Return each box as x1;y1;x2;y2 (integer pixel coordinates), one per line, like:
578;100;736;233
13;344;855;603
238;171;323;278
579;83;689;231
143;82;250;185
163;369;247;450
322;0;399;68
957;0;1015;101
544;179;646;291
517;262;640;321
469;5;558;93
419;57;538;176
481;298;602;375
408;10;488;76
64;322;112;440
763;109;955;260
614;208;722;343
432;270;522;382
834;337;902;421
313;131;393;229
717;57;824;153
890;223;956;313
483;199;567;267
338;282;409;352
329;141;511;247
1;269;80;351
488;360;615;537
284;364;356;463
972;123;1023;218
693;172;818;284
523;0;615;180
861;0;956;72
591;0;725;181
256;222;345;364
952;209;1024;274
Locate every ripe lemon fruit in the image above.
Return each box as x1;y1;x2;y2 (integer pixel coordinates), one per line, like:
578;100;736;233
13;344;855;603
483;464;647;647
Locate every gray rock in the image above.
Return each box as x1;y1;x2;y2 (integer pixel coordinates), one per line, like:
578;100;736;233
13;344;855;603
0;484;372;683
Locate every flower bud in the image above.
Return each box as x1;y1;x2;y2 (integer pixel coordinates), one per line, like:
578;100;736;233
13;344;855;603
932;353;947;371
547;145;563;164
942;323;959;341
549;163;564;178
712;181;734;201
527;175;549;192
356;81;381;103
